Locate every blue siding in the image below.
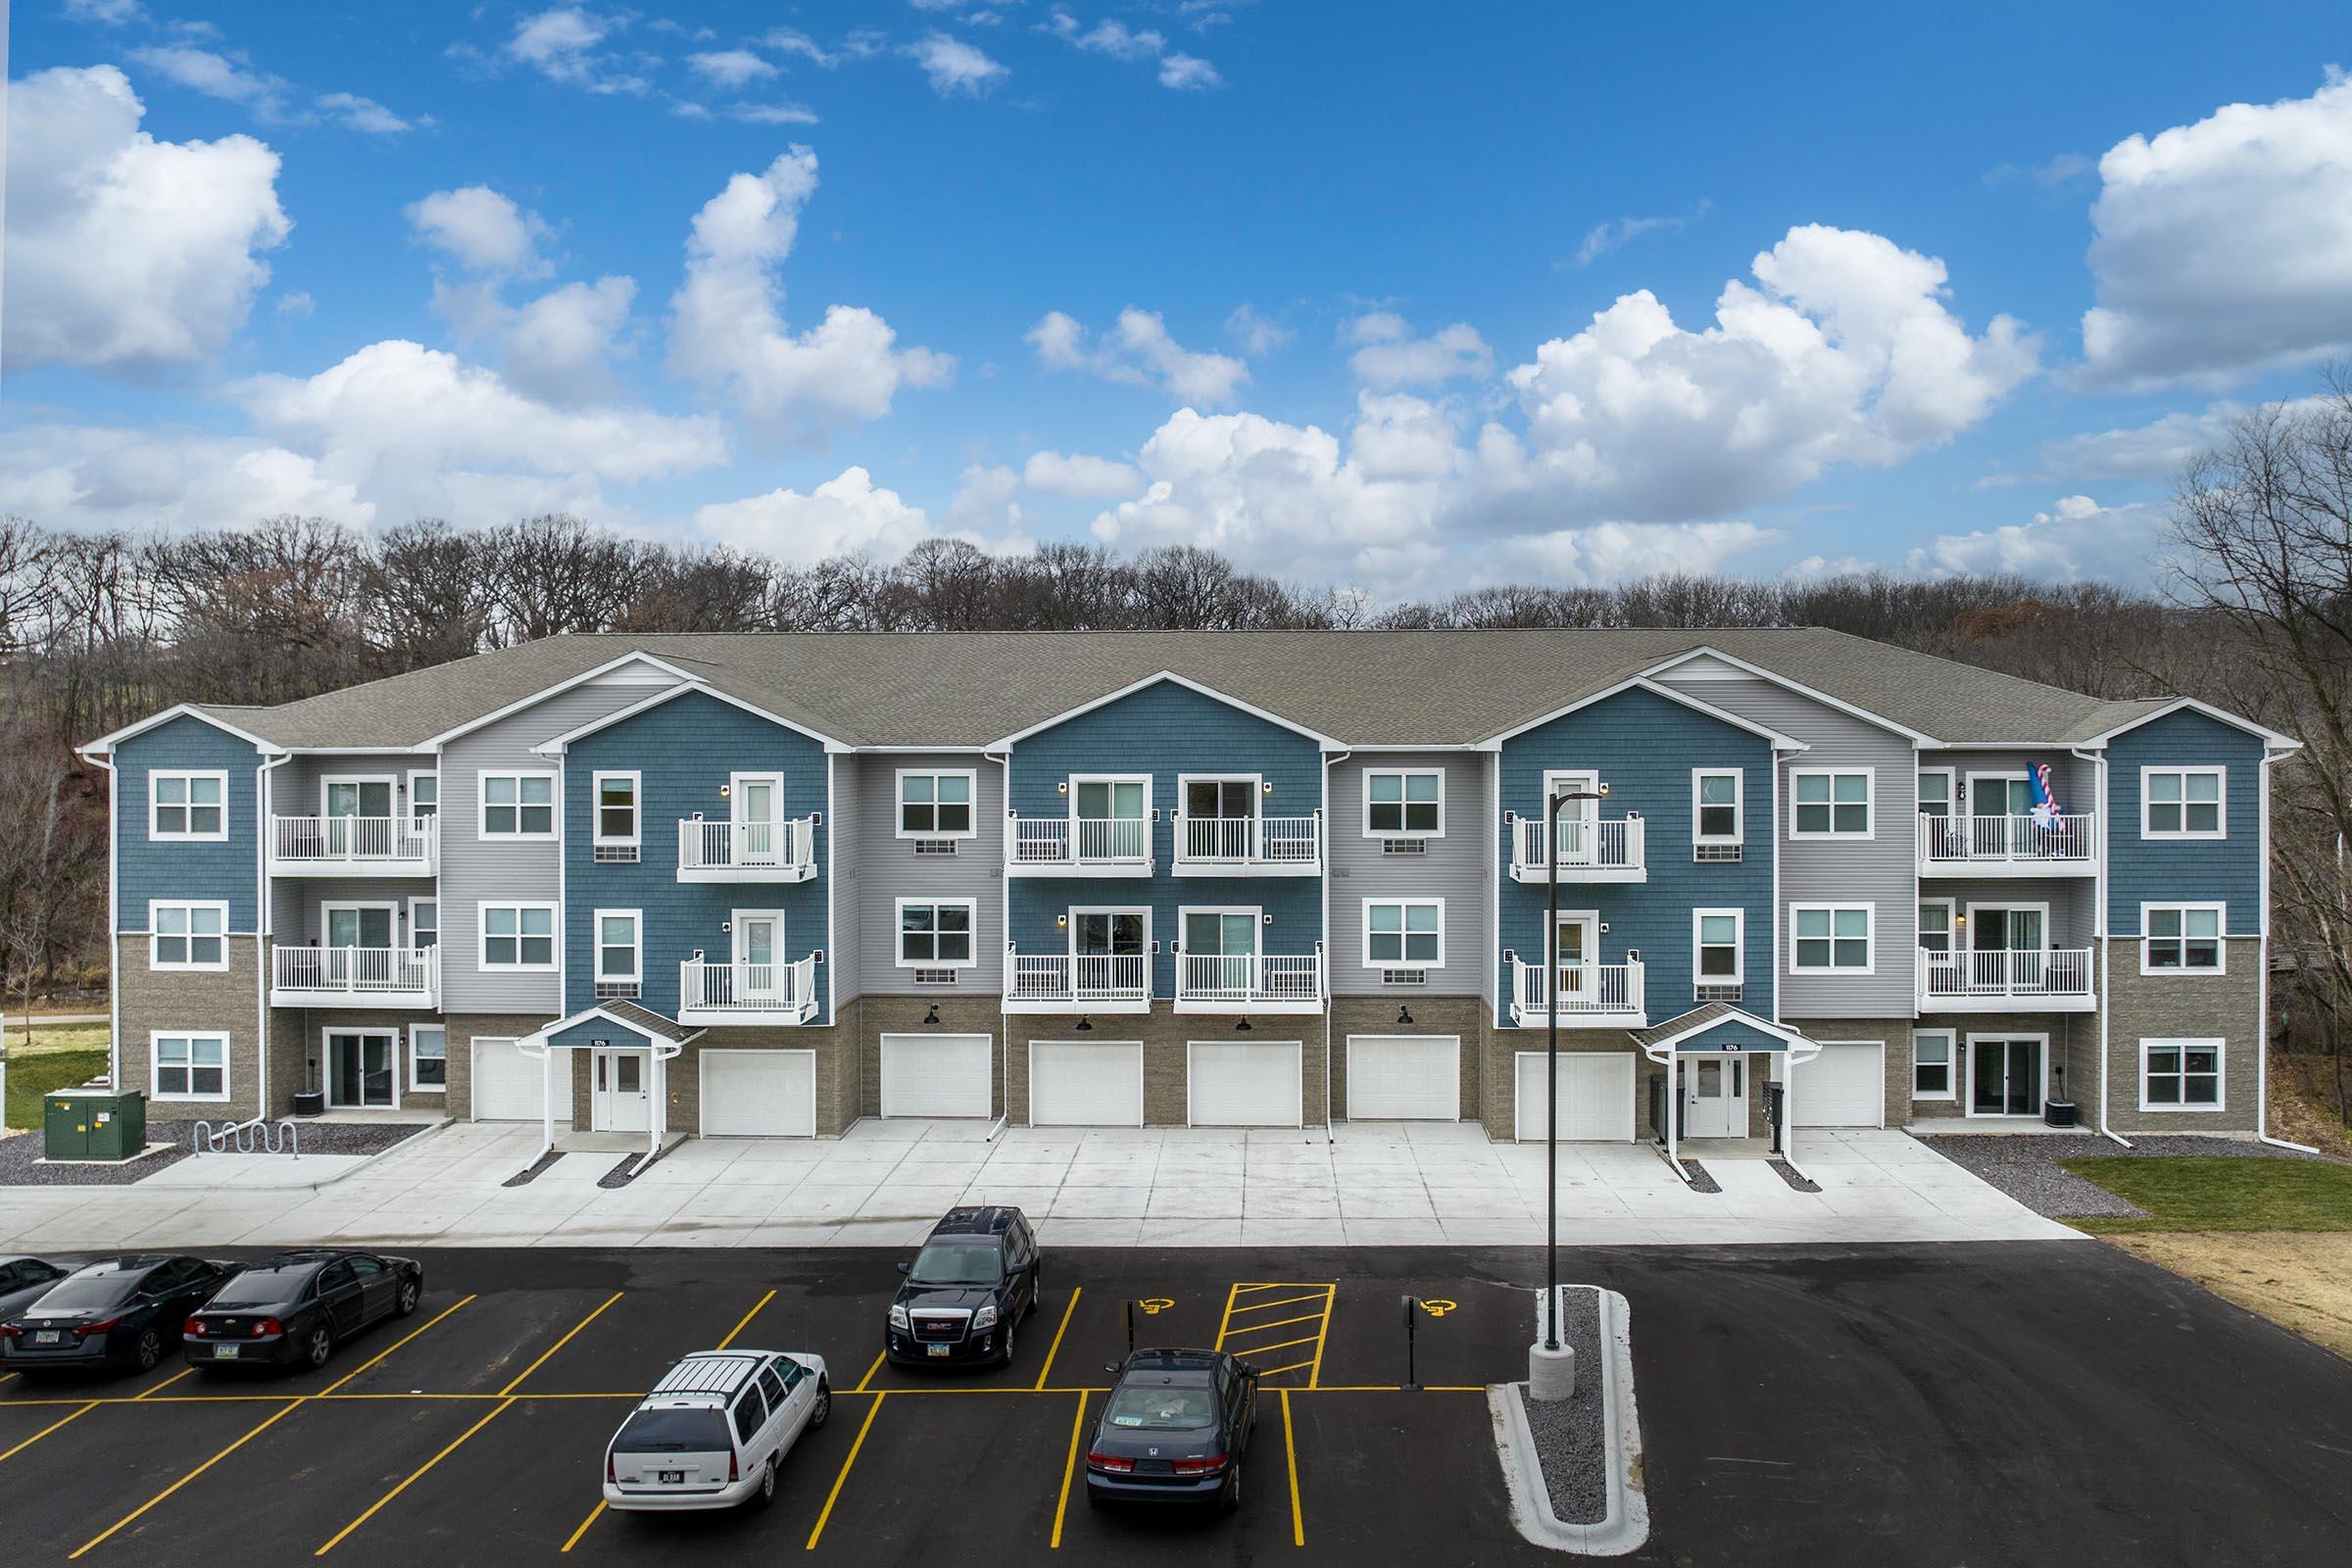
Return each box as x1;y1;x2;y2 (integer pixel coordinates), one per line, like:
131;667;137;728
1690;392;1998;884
115;714;263;931
1496;686;1776;1017
1669;1019;1788;1054
1006;680;1324;995
562;690;833;1023
546;1016;662;1053
2105;709;2265;934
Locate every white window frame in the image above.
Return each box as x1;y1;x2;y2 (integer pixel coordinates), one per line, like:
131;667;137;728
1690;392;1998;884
1690;767;1742;847
1917;897;1956;956
1362;897;1444;970
1363;767;1445;839
148;899;230;972
478;901;559;971
590;770;641;850
895;897;979;969
897;767;979;840
319;900;398;953
319;773;397;818
593;908;643;986
1178;905;1264;956
408;1023;449;1096
407;768;439;820
148;768;229;842
2139;902;2227;976
151;1029;230;1102
1789;903;1876;974
1911;1029;1956;1102
1067;905;1152;962
1069;773;1153;821
1964;901;2053;954
2139;1037;2227;1112
479;770;558;840
1916;766;1955;817
2140;765;2227;840
408;897;438;951
1692;907;1744;987
1788;767;1874;839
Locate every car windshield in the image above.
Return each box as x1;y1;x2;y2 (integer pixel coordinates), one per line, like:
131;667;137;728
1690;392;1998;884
612;1408;733;1453
1103;1381;1216;1431
209;1268;307;1306
31;1274;136;1311
906;1241;1003;1287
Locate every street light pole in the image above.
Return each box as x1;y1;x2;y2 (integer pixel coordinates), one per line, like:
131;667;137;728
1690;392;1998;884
1544;783;1606;1353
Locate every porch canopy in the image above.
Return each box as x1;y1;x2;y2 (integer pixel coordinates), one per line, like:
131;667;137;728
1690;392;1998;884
1629;1003;1823;1171
518;1001;700;1163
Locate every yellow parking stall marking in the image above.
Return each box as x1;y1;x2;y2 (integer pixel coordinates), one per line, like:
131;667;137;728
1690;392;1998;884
1228;1292;1329;1318
805;1391;887;1550
324;1294;476;1396
131;1367;197;1400
1306;1284;1336;1391
1255;1361;1317;1378
1228;1311;1326;1336
1049;1392;1091;1548
1278;1389;1304;1547
559;1500;606;1555
717;1288;777;1349
1034;1288;1082;1392
0;1400;98;1467
1216;1282;1338;1388
498;1292;623;1396
852;1349;886;1393
1234;1336;1320;1357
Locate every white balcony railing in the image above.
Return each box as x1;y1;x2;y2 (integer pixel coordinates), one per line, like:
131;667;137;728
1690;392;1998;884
1174;951;1323;1010
1917;812;2096;871
271;945;437;1001
1919;948;2094;1005
270;815;436;872
1005;814;1152;872
1509;958;1645;1024
676;815;817;880
678;955;818;1022
1171;813;1320;873
1004;948;1152;1008
1508;815;1645;881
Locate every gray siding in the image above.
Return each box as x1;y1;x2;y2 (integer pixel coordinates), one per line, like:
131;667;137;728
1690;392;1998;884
829;753;860;1005
438;679;675;1013
1925;878;2097;951
1328;751;1493;996
853;754;1004;997
1663;675;1918;1017
1920;750;2094;822
269;876;436;946
275;753;431;824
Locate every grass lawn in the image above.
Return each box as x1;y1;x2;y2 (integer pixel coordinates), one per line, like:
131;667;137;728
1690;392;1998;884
2;1022;111;1056
3;1047;112;1131
2062;1156;2352;1235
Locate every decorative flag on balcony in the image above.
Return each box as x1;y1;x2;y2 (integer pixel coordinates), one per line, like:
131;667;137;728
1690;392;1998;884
2029;762;2062;829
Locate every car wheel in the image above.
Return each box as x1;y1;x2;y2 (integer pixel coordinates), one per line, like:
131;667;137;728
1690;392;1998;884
810;1377;832;1430
1086;1488;1106;1511
395;1279;420;1317
304;1325;334;1370
748;1457;777;1510
132;1327;164;1372
1222;1459;1243;1515
999;1317;1017;1368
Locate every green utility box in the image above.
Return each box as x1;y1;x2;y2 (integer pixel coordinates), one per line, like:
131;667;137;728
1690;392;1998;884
44;1089;147;1162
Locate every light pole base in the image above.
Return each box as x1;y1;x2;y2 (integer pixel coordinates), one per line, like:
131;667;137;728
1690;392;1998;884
1527;1341;1577;1401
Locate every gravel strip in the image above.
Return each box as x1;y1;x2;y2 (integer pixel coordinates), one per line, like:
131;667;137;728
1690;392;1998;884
1519;1287;1606;1526
599;1153;646;1189
1919;1133;2325;1219
1768;1156;1821;1194
1678;1157;1721;1194
503;1150;564;1188
0;1118;429;1186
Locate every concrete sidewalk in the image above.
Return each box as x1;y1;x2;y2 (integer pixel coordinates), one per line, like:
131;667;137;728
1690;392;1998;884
0;1119;2082;1251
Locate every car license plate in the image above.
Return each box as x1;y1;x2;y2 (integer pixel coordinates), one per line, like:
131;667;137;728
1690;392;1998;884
927;1342;952;1357
33;1331;62;1346
215;1345;239;1360
659;1470;683;1486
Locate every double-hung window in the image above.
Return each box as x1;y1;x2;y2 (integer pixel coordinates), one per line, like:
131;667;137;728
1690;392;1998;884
592;771;640;860
1791;769;1872;837
411;900;438;951
480;904;556;969
1791;905;1873;972
1365;769;1442;836
150;770;227;841
898;900;976;967
1912;1030;1955;1100
1692;768;1742;848
150;901;228;971
1693;908;1742;992
899;770;976;838
2142;904;2225;974
2141;1039;2224;1110
480;772;555;838
594;909;642;996
2142;767;2224;838
152;1031;229;1101
1364;899;1442;967
409;1025;448;1092
409;772;438;821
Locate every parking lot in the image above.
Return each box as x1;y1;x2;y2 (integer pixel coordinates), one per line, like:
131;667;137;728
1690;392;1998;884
2;1243;2349;1566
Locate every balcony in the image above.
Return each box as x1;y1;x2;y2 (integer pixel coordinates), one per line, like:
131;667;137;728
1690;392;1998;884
1507;815;1646;884
1170;813;1322;877
676;816;817;883
1917;813;2096;876
270;946;437;1008
1003;949;1152;1013
1004;814;1153;878
678;955;819;1026
1918;948;2096;1012
269;815;436;877
1174;951;1324;1014
1508;958;1646;1028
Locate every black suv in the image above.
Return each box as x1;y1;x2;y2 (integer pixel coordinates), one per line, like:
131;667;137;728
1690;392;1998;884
0;1254;229;1374
886;1206;1042;1368
185;1250;424;1372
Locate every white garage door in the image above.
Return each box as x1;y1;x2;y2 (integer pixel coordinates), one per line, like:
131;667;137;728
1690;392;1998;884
880;1034;994;1118
1346;1036;1461;1121
1029;1042;1145;1127
701;1050;816;1138
470;1037;573;1122
1792;1042;1886;1128
1514;1052;1636;1142
1187;1042;1303;1128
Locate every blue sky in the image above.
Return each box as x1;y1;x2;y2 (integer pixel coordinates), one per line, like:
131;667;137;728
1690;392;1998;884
6;1;2350;598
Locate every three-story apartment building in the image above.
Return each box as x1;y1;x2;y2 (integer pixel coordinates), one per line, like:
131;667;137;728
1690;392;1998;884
82;629;2291;1156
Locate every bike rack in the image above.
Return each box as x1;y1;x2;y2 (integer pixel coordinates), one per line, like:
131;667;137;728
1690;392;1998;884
190;1116;301;1158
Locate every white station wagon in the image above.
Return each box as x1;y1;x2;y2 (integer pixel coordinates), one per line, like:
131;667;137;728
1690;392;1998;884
603;1348;833;1511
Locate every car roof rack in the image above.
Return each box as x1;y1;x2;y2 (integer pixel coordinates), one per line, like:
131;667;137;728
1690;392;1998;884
930;1204;1019;1237
648;1350;766;1400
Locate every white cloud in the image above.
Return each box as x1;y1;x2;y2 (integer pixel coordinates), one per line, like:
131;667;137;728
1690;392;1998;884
128;46;291;118
695;466;937;563
507;6;612;80
687;49;777;88
762;28;838;67
3;65;290;374
1225;304;1292;356
728;102;821;125
1042;14;1166;60
2026;401;2268;484
316;91;416;134
1467;521;1785;588
1158;53;1221;90
275;291;316;319
1345;312;1494;388
667;147;954;439
2080;72;2352;386
407;186;553;275
1027;308;1250;405
1573;203;1707;266
0;422;371;532
435;275;638;404
907;32;1008;96
64;0;148;23
1493;222;2036;524
1909;494;2177;583
1022;450;1144;496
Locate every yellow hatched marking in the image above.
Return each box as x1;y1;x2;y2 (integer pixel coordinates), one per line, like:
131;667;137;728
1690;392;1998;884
805;1391;886;1550
1307;1284;1337;1390
1050;1392;1090;1548
1279;1389;1305;1547
1034;1287;1081;1392
1255;1360;1317;1377
1228;1293;1329;1317
1221;1310;1325;1336
1227;1334;1319;1357
1217;1282;1336;1388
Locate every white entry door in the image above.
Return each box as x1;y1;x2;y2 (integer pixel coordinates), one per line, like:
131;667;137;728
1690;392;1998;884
880;1035;994;1118
1345;1036;1461;1121
592;1049;651;1132
1684;1055;1745;1138
734;913;782;1001
734;773;783;864
1186;1042;1302;1127
1513;1052;1635;1142
1029;1042;1145;1126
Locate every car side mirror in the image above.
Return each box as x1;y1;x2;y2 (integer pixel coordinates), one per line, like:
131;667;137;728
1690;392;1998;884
1102;1362;1120;1373
1240;1363;1260;1379
895;1260;910;1275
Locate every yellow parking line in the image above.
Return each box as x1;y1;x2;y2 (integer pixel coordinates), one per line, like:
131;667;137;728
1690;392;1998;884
1228;1293;1328;1317
1227;1334;1319;1357
560;1501;607;1554
0;1401;98;1467
133;1367;197;1400
1256;1359;1317;1377
323;1294;475;1396
1034;1288;1082;1392
1050;1392;1090;1548
1279;1389;1304;1547
805;1391;886;1550
1307;1285;1337;1390
1221;1310;1326;1336
501;1292;623;1396
852;1349;885;1393
717;1288;777;1349
71;1398;306;1558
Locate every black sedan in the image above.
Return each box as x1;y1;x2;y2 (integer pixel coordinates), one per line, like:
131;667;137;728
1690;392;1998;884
1085;1348;1258;1512
0;1254;230;1374
0;1255;72;1320
185;1250;423;1372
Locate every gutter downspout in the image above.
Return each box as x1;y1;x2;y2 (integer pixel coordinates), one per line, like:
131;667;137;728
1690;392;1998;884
259;753;292;1116
1642;1046;1691;1182
2255;745;2322;1153
2074;746;2131;1149
1320;748;1348;1144
88;752;120;1092
987;749;1012;1129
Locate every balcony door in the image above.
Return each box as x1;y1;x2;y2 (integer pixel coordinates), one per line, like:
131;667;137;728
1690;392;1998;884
733;912;783;1002
1550;911;1598;1003
1073;908;1149;997
1544;770;1601;864
322;904;395;988
732;773;783;865
324;1029;398;1109
1969;904;2046;991
1183;908;1258;993
1969;772;2033;856
1183;777;1257;859
322;777;394;858
1968;1035;2045;1117
1073;778;1149;860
